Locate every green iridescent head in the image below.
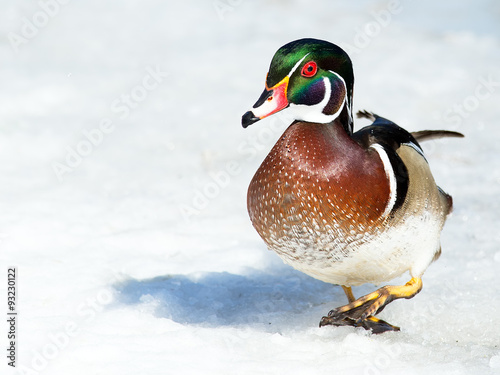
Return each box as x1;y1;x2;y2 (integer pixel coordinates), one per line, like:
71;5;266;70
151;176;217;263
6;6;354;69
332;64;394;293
242;38;354;133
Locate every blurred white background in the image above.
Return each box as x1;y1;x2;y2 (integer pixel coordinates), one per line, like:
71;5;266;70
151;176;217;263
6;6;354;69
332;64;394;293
1;1;500;374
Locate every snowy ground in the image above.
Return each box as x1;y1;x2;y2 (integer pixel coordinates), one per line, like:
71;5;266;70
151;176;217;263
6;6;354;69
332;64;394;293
2;1;500;374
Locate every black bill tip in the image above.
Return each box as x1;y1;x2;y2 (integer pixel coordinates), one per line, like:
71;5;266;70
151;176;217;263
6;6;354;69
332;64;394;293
242;111;260;128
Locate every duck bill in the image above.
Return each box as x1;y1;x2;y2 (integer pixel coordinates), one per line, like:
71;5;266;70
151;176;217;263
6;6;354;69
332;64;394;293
242;76;290;128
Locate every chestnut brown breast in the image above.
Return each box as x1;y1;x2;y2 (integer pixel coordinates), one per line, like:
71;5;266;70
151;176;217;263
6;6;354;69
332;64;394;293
247;121;390;261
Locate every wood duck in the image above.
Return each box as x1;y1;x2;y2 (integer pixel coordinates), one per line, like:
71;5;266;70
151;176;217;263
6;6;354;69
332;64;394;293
242;38;463;333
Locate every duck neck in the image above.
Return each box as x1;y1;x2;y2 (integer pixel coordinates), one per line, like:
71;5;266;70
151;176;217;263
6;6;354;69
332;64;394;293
337;101;353;135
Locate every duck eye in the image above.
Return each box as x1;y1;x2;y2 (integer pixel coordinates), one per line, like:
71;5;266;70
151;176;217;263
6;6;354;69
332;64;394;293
301;61;317;77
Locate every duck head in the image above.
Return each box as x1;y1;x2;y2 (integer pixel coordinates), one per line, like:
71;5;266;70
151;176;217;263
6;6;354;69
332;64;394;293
242;38;354;134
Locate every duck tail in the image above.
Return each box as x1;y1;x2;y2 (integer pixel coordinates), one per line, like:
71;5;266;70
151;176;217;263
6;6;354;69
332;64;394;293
411;130;464;142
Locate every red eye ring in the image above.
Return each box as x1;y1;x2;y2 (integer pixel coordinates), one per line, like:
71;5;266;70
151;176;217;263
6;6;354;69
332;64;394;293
301;61;317;77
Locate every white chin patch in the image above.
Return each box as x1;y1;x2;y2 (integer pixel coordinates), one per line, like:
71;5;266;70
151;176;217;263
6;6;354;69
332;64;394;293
252;97;281;119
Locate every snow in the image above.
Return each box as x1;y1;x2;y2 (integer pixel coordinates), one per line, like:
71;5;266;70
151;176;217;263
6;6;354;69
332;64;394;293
1;0;500;374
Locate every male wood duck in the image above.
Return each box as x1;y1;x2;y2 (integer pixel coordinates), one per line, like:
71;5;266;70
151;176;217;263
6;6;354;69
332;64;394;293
242;38;463;333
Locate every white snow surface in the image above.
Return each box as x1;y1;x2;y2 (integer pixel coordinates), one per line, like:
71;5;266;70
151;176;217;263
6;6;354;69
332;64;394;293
2;1;500;374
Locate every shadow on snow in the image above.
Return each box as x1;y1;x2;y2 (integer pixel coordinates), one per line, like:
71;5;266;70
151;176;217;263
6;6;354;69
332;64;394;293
114;268;343;326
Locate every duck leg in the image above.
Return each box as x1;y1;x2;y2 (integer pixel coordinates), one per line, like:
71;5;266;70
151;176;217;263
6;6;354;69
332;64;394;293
342;285;356;303
320;277;422;333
